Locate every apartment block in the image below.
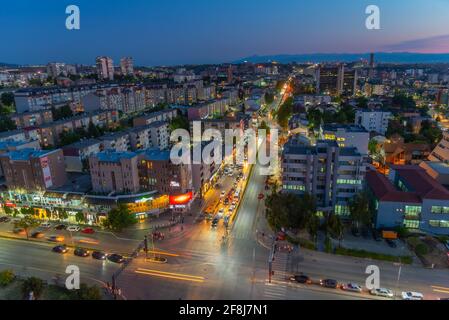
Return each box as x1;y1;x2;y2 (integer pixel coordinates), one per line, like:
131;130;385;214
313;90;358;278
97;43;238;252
89;151;141;194
321;124;370;155
0;148;67;191
282;139;366;215
355;109;391;135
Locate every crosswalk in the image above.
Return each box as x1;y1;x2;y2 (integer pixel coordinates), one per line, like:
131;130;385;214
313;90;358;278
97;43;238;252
262;251;290;299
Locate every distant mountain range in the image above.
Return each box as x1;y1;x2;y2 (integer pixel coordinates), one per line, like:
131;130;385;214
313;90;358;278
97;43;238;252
234;52;449;64
0;62;19;68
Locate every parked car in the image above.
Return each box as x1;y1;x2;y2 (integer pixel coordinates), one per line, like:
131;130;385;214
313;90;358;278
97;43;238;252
40;222;52;228
81;228;95;234
370;288;394;298
92;251;107;260
67;226;80;232
220;191;226;198
52;245;68;254
401;291;424;300
107;254;125;264
0;216;11;223
258;193;265;200
386;239;398;248
48;235;65;243
341;283;363;293
13;228;26;236
31;232;45;239
74;248;90;257
320;279;339;289
290;274;312;284
54;224;67;230
224;198;230;205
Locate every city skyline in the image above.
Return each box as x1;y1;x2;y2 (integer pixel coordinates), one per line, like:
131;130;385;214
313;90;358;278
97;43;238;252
2;0;449;66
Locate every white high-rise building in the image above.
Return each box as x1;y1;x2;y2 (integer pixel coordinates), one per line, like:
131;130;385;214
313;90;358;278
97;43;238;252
96;56;114;81
355;109;391;135
120;57;134;76
429;131;449;162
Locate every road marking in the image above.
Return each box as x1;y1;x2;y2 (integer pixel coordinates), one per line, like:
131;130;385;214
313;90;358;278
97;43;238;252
432;286;449;294
135;268;205;283
148;250;180;257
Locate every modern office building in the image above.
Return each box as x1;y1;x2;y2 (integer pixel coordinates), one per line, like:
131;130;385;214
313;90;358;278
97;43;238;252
281;139;366;215
355;109;391;135
366;166;449;235
96;56;114;81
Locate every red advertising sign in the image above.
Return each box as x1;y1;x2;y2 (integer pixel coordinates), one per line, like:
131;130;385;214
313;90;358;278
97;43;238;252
169;192;193;205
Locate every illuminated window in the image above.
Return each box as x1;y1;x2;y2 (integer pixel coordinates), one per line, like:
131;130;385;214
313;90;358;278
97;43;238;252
405;205;421;218
431;206;449;214
404;220;420;229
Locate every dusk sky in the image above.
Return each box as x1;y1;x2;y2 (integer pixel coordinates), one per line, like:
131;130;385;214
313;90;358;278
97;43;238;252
1;0;449;66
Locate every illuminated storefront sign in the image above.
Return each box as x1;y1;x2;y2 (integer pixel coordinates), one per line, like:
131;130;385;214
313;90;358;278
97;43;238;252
169;192;193;207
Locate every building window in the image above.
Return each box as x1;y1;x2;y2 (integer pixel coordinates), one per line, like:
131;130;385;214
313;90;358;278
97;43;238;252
431;206;449;214
404;220;420;229
429;220;449;228
337;179;361;185
405;205;421;218
335;205;350;216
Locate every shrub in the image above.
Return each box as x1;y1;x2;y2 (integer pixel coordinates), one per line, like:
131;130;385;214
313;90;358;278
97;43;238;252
0;270;15;287
22;277;45;299
415;243;429;256
335;247;413;264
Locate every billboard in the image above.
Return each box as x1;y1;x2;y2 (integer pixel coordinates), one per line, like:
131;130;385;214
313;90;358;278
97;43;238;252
40;157;53;188
169;192;193;206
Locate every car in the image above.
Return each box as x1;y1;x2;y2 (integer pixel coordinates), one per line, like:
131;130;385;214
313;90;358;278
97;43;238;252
258;193;265;200
67;226;80;232
13;228;26;235
223;198;230;205
0;216;10;223
232;200;237;206
40;222;52;228
107;254;125;264
320;279;338;289
290;274;312;284
386;239;398;248
92;251;107;260
229;205;236;211
52;245;68;254
370;288;394;298
220;191;226;198
31;232;45;239
217;208;224;216
81;227;95;234
74;248;90;257
54;224;67;230
228;207;234;214
341;283;363;293
48;235;65;242
401;291;424;300
211;218;219;228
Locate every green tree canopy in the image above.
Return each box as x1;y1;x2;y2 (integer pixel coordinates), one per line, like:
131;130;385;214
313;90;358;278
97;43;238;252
103;204;137;232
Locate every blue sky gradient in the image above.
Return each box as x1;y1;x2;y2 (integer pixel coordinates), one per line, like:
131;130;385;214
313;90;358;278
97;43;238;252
1;0;449;65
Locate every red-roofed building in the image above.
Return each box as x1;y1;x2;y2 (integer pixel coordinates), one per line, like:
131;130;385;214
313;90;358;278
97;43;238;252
366;166;449;235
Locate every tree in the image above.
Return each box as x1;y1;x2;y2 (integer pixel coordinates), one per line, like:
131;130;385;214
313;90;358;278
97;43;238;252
21;277;45;300
58;209;69;221
349;193;371;230
0;270;15;287
0;116;17;132
75;212;85;224
87;121;101;138
74;283;102;300
51;105;73;121
276;97;293;129
0;92;15;106
103;204;137;232
3;205;12;216
306;214;320;244
264;92;274;105
326;214;344;247
14;216;39;240
356;96;368;109
169;115;189;132
306;108;323;129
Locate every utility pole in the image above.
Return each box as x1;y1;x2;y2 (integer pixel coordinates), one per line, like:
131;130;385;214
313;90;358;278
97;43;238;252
144;235;148;259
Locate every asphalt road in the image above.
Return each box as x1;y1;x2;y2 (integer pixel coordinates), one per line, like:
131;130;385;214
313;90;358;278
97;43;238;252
0;237;118;286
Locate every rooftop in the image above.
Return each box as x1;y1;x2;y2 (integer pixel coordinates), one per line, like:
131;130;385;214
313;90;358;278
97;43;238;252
323;124;368;133
96;151;138;163
2;148;59;161
141;148;171;161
